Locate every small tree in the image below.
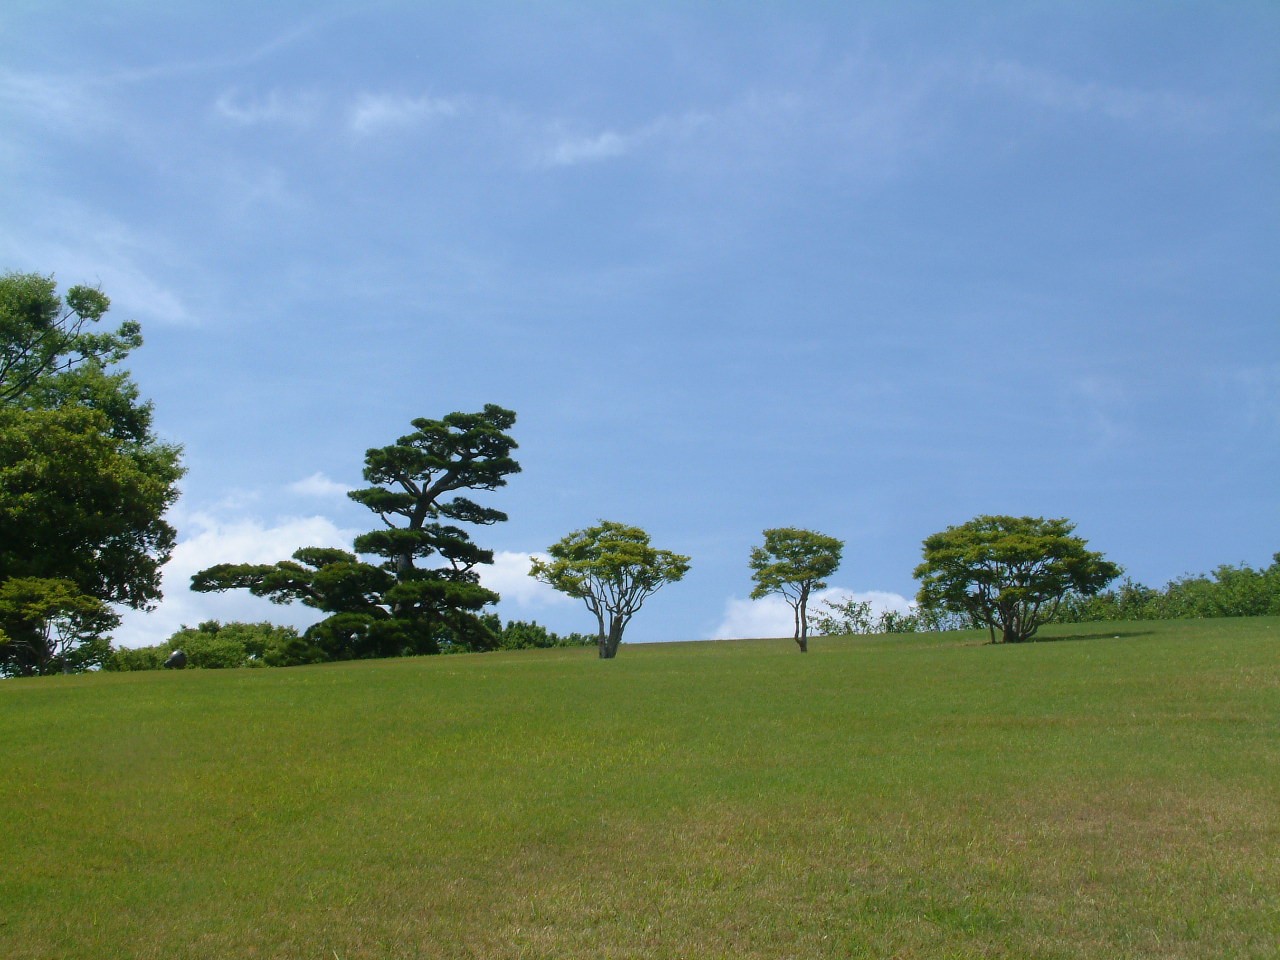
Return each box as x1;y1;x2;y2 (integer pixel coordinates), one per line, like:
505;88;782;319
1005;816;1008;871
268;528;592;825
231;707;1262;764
0;577;117;676
914;515;1121;643
749;527;844;652
530;521;690;659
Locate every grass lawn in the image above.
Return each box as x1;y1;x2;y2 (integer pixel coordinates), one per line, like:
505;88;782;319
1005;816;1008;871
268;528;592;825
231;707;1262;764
2;617;1278;958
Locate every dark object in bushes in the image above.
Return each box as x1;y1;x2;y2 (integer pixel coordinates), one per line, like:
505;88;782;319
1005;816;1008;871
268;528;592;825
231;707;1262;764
163;649;187;669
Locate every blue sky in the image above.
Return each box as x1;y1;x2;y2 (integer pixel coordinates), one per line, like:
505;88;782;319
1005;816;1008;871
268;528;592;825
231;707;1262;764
2;2;1277;646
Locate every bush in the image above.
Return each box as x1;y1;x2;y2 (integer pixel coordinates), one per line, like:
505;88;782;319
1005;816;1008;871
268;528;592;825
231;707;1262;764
495;619;589;649
1051;553;1280;624
107;621;308;670
103;644;169;671
807;598;971;636
174;624;253;669
464;616;595;650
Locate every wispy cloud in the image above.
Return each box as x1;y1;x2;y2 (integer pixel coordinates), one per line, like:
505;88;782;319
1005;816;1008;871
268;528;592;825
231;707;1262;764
347;93;461;136
108;13;347;86
209;87;465;137
972;59;1216;131
538;109;713;168
0;201;196;326
544;129;630;166
213;87;322;127
0;68;108;133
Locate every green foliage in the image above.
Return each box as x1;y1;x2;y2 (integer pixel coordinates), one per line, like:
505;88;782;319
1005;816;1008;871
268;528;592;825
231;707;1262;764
914;515;1121;643
477;616;596;650
530;520;690;658
171;623;252;669
105;621;311;671
0;405;183;610
807;596;972;637
748;527;843;650
0;271;140;404
193;407;519;661
0;577;117;676
808;596;875;636
170;620;307;669
0;273;182;674
103;644;170;672
1052;553;1280;623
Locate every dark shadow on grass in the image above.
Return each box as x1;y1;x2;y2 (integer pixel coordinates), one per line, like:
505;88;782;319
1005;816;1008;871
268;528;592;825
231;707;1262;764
1008;630;1156;644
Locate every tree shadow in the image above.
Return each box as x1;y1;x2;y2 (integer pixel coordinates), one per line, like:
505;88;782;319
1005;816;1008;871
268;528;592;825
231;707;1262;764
1013;630;1156;644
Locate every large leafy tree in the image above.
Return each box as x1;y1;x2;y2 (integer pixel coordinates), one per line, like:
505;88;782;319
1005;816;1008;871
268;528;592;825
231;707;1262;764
192;406;520;659
0;405;182;609
530;520;690;659
749;527;844;652
0;273;183;675
914;515;1121;643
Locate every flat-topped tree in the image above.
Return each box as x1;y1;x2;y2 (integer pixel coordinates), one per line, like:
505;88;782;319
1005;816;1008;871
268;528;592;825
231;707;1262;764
530;521;690;659
914;515;1121;643
193;406;519;659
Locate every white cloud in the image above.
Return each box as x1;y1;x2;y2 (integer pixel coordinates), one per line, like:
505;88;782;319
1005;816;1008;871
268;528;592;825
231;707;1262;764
213;88;321;127
539;111;708;168
0;69;101;131
480;551;575;608
544;130;630;166
211;87;463;136
287;472;352;498
709;587;914;640
112;510;360;649
711;594;797;640
347;93;460;136
972;59;1214;130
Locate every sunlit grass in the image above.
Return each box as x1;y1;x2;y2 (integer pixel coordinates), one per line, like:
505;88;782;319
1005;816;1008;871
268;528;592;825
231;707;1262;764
2;618;1278;958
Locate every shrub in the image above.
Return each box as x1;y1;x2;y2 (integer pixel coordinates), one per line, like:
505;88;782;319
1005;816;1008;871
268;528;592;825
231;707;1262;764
1051;553;1280;625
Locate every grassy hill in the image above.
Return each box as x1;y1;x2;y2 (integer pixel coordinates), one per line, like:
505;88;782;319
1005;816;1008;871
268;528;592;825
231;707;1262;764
2;618;1278;959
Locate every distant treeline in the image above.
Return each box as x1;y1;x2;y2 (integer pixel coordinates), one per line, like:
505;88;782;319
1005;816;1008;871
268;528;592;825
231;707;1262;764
1049;553;1280;623
106;617;594;671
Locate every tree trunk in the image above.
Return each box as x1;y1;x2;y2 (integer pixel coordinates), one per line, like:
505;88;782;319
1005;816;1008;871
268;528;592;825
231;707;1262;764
594;608;611;658
600;619;625;659
794;586;810;652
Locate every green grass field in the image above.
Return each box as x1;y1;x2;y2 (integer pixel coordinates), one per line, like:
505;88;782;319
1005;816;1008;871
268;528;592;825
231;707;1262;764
2;618;1278;959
